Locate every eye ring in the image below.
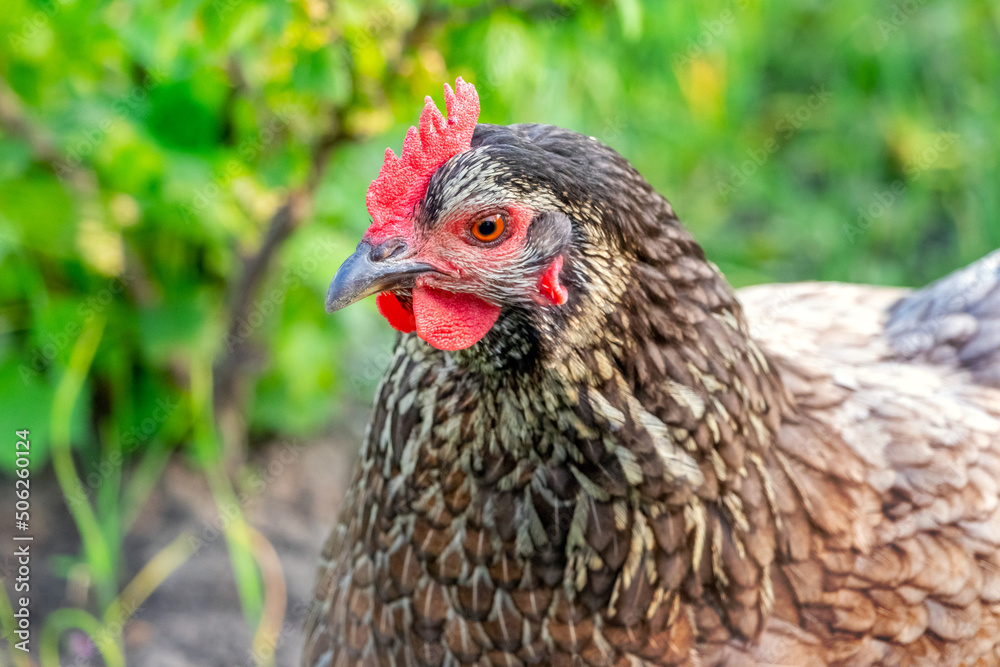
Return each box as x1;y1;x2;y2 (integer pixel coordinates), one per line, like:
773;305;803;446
470;213;506;244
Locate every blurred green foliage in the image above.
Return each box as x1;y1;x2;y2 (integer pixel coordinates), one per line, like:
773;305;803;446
1;0;998;475
1;0;997;662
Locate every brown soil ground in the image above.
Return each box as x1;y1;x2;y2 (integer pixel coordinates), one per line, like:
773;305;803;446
1;437;358;667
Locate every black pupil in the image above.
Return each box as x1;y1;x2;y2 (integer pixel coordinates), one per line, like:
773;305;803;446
478;218;497;238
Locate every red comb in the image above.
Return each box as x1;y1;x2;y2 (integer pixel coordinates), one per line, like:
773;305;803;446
364;78;480;244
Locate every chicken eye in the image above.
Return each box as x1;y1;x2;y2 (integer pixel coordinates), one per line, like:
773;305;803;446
471;214;505;243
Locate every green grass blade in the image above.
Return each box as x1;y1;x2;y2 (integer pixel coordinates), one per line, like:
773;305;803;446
50;317;117;608
40;608;124;667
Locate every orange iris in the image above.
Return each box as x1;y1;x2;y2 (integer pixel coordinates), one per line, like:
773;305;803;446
472;214;505;243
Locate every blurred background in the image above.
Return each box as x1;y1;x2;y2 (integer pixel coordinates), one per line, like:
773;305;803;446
0;0;997;664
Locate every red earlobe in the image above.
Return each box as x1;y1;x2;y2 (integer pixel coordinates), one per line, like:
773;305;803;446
376;292;416;333
537;256;569;306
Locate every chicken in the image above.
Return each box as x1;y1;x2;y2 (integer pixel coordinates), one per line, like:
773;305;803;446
302;78;1000;666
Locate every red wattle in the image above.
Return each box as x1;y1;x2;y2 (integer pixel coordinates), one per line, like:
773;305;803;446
376;292;416;333
412;285;501;351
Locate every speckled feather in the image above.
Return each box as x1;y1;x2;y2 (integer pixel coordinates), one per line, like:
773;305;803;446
303;124;1000;666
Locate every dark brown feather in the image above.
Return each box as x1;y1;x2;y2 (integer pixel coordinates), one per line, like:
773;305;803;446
303;124;1000;666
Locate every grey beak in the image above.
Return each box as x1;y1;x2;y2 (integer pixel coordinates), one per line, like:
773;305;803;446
325;239;433;313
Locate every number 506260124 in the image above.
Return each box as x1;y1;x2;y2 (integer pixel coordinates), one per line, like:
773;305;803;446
15;430;30;529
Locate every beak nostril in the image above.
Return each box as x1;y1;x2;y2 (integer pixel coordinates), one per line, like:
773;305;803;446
326;240;434;313
369;237;408;262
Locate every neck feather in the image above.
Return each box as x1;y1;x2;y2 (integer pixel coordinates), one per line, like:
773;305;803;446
425;211;792;641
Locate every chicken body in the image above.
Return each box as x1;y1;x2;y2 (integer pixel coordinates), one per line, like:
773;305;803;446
304;121;1000;666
